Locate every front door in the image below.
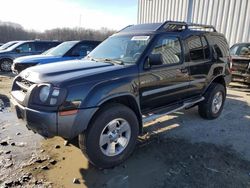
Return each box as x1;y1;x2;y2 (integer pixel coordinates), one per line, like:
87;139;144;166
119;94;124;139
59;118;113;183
139;35;190;111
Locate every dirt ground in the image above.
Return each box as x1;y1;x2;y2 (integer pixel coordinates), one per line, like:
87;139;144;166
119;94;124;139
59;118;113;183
0;72;250;188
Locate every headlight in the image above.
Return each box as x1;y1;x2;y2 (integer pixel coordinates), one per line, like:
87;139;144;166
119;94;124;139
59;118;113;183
39;85;50;103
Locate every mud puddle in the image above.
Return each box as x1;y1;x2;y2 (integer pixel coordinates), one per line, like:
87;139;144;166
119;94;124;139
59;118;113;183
36;135;250;188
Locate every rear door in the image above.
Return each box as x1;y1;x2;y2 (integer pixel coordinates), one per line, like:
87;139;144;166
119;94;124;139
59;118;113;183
139;35;190;111
186;35;212;96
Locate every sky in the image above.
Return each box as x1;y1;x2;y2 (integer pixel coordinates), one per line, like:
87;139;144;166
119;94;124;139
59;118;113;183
0;0;138;31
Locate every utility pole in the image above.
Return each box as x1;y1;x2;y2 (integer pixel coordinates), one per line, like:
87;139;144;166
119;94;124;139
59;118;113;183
187;0;193;23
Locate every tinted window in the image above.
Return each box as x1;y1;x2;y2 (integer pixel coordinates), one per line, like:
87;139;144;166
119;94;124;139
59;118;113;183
151;36;182;65
35;42;59;52
16;43;35;53
201;36;210;59
188;36;204;61
69;43;96;57
208;34;229;57
35;42;48;51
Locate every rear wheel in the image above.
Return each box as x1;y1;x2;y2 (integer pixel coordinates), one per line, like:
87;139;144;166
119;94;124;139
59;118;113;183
0;59;13;72
198;83;226;119
79;103;139;168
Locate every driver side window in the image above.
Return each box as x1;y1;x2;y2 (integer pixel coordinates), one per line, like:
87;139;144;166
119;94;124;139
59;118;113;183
151;36;182;65
16;43;34;53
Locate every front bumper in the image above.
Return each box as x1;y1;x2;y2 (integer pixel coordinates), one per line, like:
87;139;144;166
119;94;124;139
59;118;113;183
11;96;98;139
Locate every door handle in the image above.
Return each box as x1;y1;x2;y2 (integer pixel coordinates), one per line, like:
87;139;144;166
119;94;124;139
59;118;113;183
179;67;188;74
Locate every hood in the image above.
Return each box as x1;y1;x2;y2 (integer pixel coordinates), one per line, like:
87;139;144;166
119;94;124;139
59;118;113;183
14;54;60;63
0;49;11;54
20;59;122;85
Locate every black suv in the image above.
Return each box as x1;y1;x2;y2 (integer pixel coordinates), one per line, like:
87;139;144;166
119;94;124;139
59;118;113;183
11;21;231;168
0;40;60;72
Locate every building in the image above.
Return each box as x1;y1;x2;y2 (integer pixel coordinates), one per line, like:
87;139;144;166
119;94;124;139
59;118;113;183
137;0;250;46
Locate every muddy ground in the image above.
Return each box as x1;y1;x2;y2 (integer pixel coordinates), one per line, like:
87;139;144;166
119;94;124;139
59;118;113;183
0;72;250;188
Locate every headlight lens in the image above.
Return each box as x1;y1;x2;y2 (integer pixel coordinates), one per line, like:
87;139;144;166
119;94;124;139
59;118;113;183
39;85;50;103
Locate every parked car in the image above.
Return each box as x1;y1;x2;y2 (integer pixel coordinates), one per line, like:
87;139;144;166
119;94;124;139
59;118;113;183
11;40;101;74
0;40;60;72
230;42;250;84
0;41;20;51
11;21;231;168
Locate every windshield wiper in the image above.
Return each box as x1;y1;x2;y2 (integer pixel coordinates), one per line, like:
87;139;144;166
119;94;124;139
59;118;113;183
86;56;124;65
103;58;124;65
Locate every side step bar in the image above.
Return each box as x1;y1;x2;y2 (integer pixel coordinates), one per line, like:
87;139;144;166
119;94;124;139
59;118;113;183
142;97;204;124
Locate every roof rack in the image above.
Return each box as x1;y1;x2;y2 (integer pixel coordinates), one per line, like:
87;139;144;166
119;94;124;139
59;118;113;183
158;21;217;32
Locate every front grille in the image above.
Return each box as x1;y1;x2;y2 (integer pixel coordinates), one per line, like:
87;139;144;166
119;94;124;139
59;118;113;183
14;63;38;73
16;77;35;93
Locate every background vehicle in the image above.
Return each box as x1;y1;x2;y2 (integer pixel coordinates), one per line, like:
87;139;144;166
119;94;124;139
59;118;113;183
11;21;231;168
0;40;61;72
0;41;20;51
11;40;101;74
230;43;250;84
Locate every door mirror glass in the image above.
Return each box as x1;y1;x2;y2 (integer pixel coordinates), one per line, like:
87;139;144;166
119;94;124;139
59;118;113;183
148;54;163;67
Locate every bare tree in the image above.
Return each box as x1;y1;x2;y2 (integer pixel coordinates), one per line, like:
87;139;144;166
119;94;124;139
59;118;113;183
0;21;115;43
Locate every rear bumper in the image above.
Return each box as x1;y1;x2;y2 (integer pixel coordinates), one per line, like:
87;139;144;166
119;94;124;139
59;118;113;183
11;96;98;139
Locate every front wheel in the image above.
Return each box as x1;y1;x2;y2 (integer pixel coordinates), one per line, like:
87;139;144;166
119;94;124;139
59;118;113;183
79;103;139;168
198;83;226;120
0;59;13;72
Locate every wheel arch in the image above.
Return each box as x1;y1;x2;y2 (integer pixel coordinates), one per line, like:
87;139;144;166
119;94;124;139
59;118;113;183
92;94;143;134
203;75;226;95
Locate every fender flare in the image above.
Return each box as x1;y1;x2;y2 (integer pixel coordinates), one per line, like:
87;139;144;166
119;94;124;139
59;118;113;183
202;74;226;95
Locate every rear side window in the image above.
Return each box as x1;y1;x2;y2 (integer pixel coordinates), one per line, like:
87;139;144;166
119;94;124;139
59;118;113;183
187;36;204;61
151;36;182;65
35;42;48;52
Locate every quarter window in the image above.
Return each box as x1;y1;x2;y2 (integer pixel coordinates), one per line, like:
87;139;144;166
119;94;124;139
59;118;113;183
151;36;182;65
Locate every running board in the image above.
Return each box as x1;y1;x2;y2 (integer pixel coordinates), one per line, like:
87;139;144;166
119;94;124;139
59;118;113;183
142;97;204;124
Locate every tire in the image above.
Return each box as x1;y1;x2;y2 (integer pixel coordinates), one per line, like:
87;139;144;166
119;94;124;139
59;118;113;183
198;83;226;120
0;59;13;72
79;103;139;169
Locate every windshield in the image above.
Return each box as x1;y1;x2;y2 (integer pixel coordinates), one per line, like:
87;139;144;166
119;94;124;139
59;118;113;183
42;47;55;55
87;35;151;64
0;41;18;50
230;43;250;57
47;41;78;56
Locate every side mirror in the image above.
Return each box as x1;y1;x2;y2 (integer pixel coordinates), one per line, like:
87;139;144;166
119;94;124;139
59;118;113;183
15;48;21;53
147;54;163;67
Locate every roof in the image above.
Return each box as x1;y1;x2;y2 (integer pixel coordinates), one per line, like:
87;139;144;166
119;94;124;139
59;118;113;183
118;21;217;35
